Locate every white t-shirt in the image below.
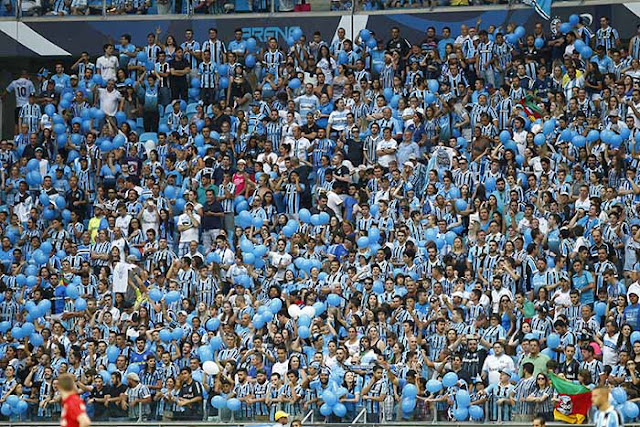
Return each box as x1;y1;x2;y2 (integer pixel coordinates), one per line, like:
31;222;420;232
96;55;119;81
326;190;343;221
268;251;292;280
115;214;132;236
376;138;397;168
328;109;349;131
6;78;35;107
482;354;515;385
575;197;591;211
178;212;201;244
140;208;159;234
291;137;311;160
629;102;640;128
97;88;122;116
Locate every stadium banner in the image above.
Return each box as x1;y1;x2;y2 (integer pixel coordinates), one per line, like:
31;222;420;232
0;2;639;56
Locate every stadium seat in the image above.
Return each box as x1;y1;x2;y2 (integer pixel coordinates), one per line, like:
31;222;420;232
186;103;199;114
139;132;158;143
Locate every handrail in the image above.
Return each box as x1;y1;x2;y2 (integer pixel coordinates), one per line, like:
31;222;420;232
351;407;367;424
301;409;314;424
1;422;612;427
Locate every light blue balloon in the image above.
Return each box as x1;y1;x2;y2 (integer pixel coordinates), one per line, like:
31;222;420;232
226;398;241;411
322;390;337;406
442;372;458;388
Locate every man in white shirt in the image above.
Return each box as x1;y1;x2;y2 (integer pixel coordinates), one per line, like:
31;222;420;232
177;202;201;256
2;70;35;134
95;79;122;117
324;189;343;221
294;84;320;124
256;142;278;173
375;127;398;168
95;43;119;82
268;239;292;280
481;341;515;385
115;204;132;236
290;125;311;161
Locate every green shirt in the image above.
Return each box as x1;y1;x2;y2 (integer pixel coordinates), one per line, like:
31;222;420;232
519;353;551;377
197;184;218;205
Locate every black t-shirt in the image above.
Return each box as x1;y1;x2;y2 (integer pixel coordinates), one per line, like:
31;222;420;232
330;165;350;192
91;386;109;419
229;78;252;105
345;138;364;166
107;383;128;418
461;349;487;379
310;205;337;218
169;58;189;88
66;187;86;215
558;358;580;381
179;380;203;415
202;200;223;229
301;122;319;138
211;113;231;133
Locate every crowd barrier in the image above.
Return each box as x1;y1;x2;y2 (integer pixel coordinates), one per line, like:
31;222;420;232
0;423;609;427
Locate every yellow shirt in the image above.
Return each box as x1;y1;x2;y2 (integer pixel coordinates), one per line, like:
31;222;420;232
561;69;584;87
87;216;102;242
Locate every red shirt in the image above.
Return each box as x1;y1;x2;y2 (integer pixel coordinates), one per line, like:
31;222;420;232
61;394;87;427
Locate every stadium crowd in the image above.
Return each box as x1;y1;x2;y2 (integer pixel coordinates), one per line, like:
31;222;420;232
0;12;640;425
9;0;345;18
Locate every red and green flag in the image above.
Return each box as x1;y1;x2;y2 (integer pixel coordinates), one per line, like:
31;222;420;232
550;374;591;424
519;95;543;121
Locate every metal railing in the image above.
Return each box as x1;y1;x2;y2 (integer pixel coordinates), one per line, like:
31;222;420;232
301;409;314;424
351;407;366;424
1;422;616;427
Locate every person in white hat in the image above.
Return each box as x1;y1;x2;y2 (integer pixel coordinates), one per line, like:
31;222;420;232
125;372;152;421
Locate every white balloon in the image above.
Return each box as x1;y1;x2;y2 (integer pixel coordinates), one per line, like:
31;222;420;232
288;305;301;319
301;306;315;318
203;361;219;375
210;362;220;375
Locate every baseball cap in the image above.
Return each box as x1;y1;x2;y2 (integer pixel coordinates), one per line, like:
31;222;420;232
275;411;289;422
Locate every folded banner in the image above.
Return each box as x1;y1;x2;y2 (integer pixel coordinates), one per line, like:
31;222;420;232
523;0;552;20
550;374;591;424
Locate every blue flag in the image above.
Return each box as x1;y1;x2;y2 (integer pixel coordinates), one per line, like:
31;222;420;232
523;0;552;20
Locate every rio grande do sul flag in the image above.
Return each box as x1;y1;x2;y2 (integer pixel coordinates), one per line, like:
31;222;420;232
550;374;591;424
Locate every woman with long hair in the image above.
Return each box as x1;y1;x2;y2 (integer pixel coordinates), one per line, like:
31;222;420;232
340;371;362;421
526;373;555;421
316;45;337;85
